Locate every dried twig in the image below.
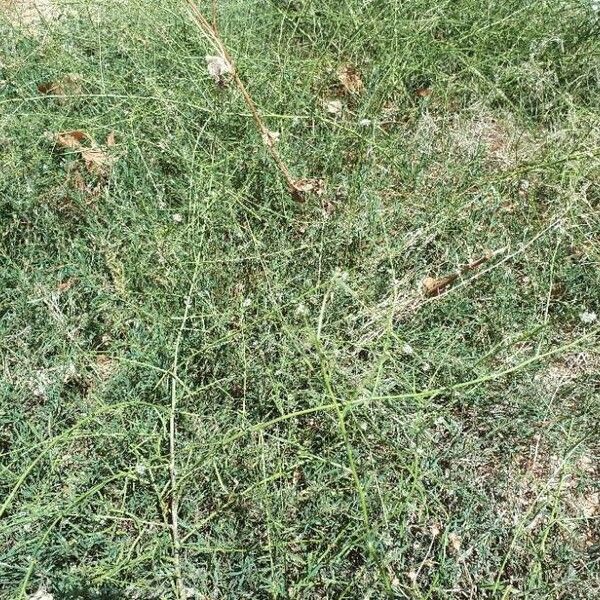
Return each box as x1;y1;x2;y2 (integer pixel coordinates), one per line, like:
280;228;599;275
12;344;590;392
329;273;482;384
211;0;217;29
185;0;316;200
423;247;507;297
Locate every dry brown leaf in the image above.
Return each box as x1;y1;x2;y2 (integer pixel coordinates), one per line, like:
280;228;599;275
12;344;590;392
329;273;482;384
291;178;325;201
38;81;59;95
422;249;504;297
415;86;432;98
54;130;114;176
55;130;90;150
422;274;457;296
106;131;116;147
448;532;462;552
38;74;81;101
82;147;113;177
337;64;363;94
57;278;76;293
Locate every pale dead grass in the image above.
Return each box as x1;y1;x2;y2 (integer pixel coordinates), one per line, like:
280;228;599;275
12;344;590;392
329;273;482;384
536;351;600;391
450;110;538;169
411;106;539;169
1;0;59;29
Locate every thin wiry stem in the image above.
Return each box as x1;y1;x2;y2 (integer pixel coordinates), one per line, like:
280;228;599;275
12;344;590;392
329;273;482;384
173;325;598;507
316;283;392;592
169;379;184;600
168;250;202;599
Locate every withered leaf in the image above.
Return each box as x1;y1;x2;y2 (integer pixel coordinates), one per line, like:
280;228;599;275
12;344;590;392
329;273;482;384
82;148;113;177
415;87;432;98
55;130;90;150
291;178;325;201
422;249;502;297
422;274;457;296
38;75;82;103
38;81;57;95
324;99;343;115
53;130;114;177
106;131;116;147
448;532;462;552
293;178;324;194
337;65;363;94
57;278;76;293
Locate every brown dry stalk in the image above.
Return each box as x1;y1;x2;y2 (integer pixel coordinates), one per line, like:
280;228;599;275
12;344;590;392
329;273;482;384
423;247;507;296
185;0;310;200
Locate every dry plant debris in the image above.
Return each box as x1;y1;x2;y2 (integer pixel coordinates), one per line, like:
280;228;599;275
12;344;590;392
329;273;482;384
1;0;59;29
324;98;343;115
187;0;322;201
37;74;82;102
52;130;116;177
415;86;433;97
337;64;363;94
422;248;506;296
205;54;232;84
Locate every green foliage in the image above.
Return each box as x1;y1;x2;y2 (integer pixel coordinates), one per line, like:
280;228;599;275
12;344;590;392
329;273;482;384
1;0;598;598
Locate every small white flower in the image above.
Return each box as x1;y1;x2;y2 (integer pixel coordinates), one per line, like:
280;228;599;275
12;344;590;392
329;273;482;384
172;213;183;223
242;298;252;308
135;464;147;477
402;343;414;356
359;118;372;127
592;0;600;14
518;179;530;196
579;310;597;324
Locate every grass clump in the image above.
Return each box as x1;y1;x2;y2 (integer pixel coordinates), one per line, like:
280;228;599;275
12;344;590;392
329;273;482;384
1;0;599;598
